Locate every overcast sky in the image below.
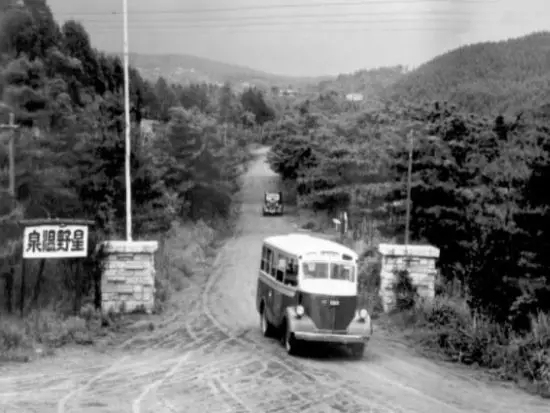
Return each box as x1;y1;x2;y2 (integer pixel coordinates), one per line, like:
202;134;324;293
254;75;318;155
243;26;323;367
46;0;549;77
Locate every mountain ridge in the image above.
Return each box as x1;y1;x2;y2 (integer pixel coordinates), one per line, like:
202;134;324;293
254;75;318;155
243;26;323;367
127;30;550;115
127;52;333;89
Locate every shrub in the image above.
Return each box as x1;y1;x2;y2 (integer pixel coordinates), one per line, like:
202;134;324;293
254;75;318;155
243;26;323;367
392;268;418;312
395;296;550;396
0;319;30;353
0;310;92;361
153;213;239;313
357;257;383;316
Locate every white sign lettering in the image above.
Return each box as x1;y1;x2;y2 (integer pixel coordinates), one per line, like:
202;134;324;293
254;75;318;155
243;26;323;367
22;224;89;259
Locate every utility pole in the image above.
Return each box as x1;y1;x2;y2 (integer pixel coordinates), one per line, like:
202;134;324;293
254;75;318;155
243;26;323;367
122;0;132;241
404;130;414;247
0;113;19;198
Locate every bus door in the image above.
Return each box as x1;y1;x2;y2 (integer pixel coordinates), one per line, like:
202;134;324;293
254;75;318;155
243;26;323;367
272;251;286;325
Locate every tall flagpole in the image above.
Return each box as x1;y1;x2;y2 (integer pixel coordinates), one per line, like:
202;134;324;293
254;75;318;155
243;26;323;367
404;130;413;247
122;0;132;241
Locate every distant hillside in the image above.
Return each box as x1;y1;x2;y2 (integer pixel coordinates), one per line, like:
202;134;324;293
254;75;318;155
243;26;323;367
313;65;406;96
382;31;550;115
128;53;330;90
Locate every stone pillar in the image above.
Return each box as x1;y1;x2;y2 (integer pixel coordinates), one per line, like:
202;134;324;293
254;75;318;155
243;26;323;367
377;243;440;313
100;241;158;314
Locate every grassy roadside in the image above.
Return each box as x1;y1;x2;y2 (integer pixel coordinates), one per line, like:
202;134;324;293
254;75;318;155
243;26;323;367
380;297;550;398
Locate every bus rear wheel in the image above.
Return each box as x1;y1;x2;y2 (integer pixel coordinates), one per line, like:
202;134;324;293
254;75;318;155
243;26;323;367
260;307;276;338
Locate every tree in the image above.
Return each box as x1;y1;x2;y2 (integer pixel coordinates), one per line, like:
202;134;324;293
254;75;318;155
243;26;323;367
1;56;49;127
61;20;100;94
241;87;275;125
218;82;241;124
0;7;37;57
153;77;178;121
178;83;210;113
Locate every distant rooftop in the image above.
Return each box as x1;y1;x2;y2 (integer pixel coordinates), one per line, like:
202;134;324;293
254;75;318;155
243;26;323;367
345;93;364;102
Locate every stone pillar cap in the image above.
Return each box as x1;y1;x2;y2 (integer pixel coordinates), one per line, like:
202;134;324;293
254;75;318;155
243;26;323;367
98;240;159;254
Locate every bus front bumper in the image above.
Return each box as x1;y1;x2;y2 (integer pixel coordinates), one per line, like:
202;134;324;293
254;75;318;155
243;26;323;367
293;331;369;344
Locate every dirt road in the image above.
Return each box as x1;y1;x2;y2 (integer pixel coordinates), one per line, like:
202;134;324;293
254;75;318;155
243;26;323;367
0;147;547;413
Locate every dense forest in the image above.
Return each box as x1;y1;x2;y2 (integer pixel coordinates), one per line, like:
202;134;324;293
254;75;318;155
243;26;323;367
267;32;550;393
382;31;550;116
0;0;276;353
313;65;406;97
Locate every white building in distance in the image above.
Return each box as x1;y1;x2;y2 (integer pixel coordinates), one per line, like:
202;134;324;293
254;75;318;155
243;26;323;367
345;93;364;102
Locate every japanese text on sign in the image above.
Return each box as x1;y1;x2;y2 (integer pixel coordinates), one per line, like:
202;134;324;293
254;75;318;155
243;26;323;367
22;224;88;259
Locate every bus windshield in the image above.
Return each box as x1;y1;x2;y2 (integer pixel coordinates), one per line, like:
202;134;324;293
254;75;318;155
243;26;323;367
302;262;355;282
302;262;329;279
330;263;355;282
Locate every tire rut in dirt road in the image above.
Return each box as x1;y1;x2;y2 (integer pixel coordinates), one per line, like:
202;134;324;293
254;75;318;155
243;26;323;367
58;356;132;413
132;352;192;413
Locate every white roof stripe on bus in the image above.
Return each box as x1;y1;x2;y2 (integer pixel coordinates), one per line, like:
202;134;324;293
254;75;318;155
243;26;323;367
263;233;358;259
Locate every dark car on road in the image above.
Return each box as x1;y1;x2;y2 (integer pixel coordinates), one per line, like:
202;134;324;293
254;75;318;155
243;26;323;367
262;192;283;216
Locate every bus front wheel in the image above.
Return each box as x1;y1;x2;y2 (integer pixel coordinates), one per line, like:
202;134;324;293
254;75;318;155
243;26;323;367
349;343;365;359
282;320;299;356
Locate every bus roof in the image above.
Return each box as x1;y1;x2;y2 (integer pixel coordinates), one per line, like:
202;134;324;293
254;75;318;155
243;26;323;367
264;233;358;259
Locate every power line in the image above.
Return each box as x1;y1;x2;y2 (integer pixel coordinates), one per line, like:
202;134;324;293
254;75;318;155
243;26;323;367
52;0;497;17
81;11;482;24
79;16;479;32
79;16;488;29
84;25;472;33
87;22;484;30
82;22;486;33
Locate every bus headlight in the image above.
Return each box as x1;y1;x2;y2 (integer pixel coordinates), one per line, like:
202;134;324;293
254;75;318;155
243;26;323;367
358;309;368;320
296;305;305;318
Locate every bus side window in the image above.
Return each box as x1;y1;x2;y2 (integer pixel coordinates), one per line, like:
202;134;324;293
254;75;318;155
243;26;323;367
284;258;298;286
265;248;273;276
270;251;277;278
274;253;285;282
260;246;267;271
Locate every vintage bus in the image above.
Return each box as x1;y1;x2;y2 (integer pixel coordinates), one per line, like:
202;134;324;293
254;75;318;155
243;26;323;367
256;233;373;358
